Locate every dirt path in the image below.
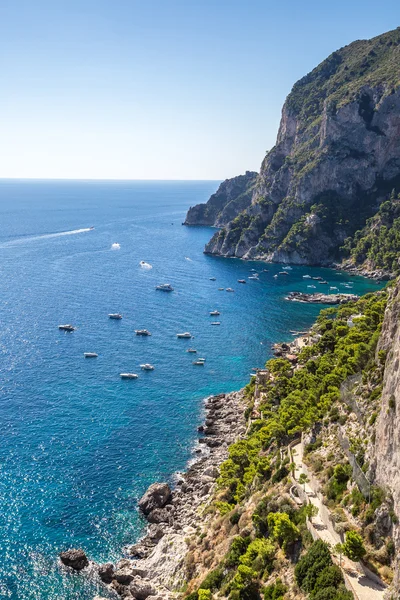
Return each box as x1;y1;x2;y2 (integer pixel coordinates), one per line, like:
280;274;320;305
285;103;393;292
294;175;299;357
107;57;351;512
291;443;386;600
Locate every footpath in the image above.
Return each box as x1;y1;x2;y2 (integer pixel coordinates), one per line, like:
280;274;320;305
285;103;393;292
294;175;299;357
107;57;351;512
291;442;387;600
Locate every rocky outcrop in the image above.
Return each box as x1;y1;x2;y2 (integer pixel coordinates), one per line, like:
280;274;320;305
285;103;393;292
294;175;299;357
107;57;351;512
205;28;400;265
372;278;400;589
184;171;257;227
59;548;89;571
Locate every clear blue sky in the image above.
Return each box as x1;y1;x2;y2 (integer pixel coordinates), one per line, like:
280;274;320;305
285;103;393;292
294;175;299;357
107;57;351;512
0;0;399;180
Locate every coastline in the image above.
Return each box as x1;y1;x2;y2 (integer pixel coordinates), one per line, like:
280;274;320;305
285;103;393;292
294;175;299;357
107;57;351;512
94;390;247;599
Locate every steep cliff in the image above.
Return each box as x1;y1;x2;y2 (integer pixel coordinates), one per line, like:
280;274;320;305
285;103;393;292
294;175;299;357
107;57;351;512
372;279;400;590
183;171;257;227
204;27;400;265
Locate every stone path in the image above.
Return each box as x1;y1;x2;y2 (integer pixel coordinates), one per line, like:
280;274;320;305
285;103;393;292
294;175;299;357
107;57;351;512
291;443;386;600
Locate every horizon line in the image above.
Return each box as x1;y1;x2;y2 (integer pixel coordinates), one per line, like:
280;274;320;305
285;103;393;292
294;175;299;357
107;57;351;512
0;176;225;183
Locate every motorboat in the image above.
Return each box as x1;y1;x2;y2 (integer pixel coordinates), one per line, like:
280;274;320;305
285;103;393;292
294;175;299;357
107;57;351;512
156;283;174;291
248;275;259;280
218;287;224;291
140;364;155;370
330;286;339;291
140;260;152;269
307;285;317;289
273;274;278;279
319;281;328;285
187;348;197;353
193;360;205;365
209;310;220;316
177;332;192;338
211;321;220;325
197;358;206;362
226;288;234;292
120;373;139;379
209;277;216;281
89;226;95;230
109;313;122;319
303;275;311;279
278;272;288;276
135;329;151;336
313;276;323;280
58;324;75;332
84;352;98;358
238;279;246;284
282;266;292;270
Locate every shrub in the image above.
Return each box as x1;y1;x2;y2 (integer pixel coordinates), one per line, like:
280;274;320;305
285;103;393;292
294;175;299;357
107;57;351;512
342;531;366;562
225;536;251;568
200;567;224;591
267;512;300;551
263;578;287;599
295;540;332;589
198;590;212;600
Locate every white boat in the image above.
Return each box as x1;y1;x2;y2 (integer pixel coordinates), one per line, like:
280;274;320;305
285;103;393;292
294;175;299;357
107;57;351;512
211;321;220;325
282;266;292;270
197;357;206;362
120;373;138;379
135;329;151;336
140;261;153;269
109;313;122;319
303;275;312;279
140;363;155;370
210;310;220;316
187;348;197;353
193;360;205;365
248;275;259;280
278;272;288;276
218;287;224;291
177;332;192;338
307;285;316;289
226;288;234;292
156;283;174;292
58;324;75;332
84;352;98;358
273;274;278;279
330;286;339;291
238;279;246;284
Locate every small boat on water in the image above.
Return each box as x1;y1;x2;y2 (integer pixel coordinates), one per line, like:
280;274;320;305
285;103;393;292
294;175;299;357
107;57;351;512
193;360;205;365
330;286;339;291
156;283;174;292
140;260;153;269
282;266;292;270
84;352;98;358
238;279;246;284
319;281;328;285
135;329;151;336
211;321;220;325
273;274;278;279
177;332;192;338
120;373;138;379
248;275;259;280
218;287;224;291
209;277;216;281
278;272;288;276
210;310;220;316
140;363;155;371
226;288;234;292
307;285;317;289
197;358;206;362
187;348;197;353
303;275;311;279
58;324;75;332
109;313;122;319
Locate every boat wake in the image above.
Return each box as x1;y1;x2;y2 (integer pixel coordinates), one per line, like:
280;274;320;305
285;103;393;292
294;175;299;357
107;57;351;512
139;260;152;269
111;243;121;250
0;227;93;248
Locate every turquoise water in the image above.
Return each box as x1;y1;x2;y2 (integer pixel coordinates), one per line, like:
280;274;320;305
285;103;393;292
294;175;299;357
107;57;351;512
0;180;382;599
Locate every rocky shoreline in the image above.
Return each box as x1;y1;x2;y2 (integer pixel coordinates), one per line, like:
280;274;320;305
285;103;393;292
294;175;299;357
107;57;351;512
285;291;359;304
61;390;247;600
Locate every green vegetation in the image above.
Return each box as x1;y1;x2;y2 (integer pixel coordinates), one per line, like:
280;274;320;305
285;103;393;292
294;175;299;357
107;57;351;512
343;192;400;274
295;540;353;600
341;531;366;562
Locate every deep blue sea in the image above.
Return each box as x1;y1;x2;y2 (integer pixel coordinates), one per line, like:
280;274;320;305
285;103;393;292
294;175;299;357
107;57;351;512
0;179;382;599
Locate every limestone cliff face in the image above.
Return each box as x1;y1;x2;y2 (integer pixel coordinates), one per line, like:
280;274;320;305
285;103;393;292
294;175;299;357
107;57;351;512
373;279;400;588
205;28;400;265
183;171;257;227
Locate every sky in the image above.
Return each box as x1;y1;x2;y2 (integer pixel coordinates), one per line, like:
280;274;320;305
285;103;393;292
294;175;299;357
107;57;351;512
0;1;399;180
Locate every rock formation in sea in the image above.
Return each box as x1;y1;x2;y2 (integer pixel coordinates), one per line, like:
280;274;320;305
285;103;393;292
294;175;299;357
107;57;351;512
185;27;400;269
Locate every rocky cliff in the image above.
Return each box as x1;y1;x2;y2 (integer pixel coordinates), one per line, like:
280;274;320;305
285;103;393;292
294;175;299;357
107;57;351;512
203;27;400;265
183;171;257;227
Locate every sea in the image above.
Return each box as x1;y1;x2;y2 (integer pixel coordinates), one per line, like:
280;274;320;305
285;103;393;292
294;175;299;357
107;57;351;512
0;179;382;599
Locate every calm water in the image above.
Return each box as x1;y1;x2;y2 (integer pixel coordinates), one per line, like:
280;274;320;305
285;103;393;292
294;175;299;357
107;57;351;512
0;180;381;599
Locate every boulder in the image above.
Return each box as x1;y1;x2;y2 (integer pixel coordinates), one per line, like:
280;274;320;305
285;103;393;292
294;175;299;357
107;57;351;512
148;524;165;541
59;548;89;571
146;508;171;524
130;578;156;600
126;542;152;558
98;562;114;583
138;483;172;515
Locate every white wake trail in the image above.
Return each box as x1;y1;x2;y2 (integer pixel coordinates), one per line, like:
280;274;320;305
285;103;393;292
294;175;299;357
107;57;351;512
0;228;93;248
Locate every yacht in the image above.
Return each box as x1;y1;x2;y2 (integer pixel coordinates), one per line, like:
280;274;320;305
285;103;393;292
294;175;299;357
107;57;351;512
218;287;224;291
313;276;323;280
210;310;220;316
278;272;288;276
187;348;197;353
177;332;192;338
211;321;221;325
58;324;75;332
238;279;246;284
226;288;234;292
140;364;155;371
307;285;317;289
209;277;216;281
156;283;174;292
197;357;206;362
120;373;139;379
193;360;205;365
249;275;259;280
84;352;98;358
109;313;122;319
303;275;312;279
319;281;328;285
282;266;292;270
330;286;339;291
135;329;151;336
273;274;278;279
